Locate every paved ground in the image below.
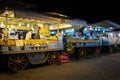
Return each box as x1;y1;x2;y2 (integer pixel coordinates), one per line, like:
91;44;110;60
0;53;120;80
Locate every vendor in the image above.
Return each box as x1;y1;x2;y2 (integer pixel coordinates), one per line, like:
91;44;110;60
63;34;68;52
25;29;33;40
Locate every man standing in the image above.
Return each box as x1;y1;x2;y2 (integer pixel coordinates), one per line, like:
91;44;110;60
25;29;33;40
63;34;67;52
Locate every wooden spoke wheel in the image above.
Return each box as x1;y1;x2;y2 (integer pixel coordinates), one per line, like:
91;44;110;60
8;54;28;73
47;52;59;65
79;48;86;57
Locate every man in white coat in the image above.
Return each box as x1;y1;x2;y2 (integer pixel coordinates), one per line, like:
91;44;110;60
25;29;33;40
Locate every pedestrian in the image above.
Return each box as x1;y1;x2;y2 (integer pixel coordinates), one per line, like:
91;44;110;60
63;34;67;52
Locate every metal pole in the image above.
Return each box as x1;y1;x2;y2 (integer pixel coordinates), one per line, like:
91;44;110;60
4;9;8;46
5;14;8;30
57;24;59;35
4;7;8;30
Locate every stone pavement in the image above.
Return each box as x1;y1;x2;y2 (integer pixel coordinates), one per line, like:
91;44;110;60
0;53;120;80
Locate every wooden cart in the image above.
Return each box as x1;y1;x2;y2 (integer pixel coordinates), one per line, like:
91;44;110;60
0;39;63;73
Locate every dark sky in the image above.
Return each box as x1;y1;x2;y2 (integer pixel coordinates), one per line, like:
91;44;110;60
23;0;120;24
1;0;120;24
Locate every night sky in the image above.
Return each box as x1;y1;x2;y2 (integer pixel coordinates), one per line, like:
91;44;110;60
1;0;119;24
22;0;120;24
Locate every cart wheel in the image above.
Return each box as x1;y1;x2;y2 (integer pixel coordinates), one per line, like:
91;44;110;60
79;48;86;57
47;52;58;65
8;54;28;73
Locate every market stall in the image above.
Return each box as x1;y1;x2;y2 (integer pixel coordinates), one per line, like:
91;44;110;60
0;8;72;73
65;24;120;58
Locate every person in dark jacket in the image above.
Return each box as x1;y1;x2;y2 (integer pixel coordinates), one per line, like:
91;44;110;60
63;34;67;52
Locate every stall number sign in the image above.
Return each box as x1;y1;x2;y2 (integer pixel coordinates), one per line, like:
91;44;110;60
16;40;24;46
39;27;50;36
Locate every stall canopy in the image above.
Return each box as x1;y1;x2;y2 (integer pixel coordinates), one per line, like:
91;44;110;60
0;8;72;30
91;20;120;29
64;19;88;27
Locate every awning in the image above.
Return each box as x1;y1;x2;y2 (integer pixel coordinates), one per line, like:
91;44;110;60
14;10;62;24
92;20;120;29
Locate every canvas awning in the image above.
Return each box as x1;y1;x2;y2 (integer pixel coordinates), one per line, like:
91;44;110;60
0;9;72;30
14;10;62;24
92;20;120;29
64;19;88;27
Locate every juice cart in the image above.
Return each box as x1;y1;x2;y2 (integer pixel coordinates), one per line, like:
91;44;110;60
0;8;71;73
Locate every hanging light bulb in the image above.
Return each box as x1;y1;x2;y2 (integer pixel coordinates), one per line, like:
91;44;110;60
18;22;21;26
50;25;53;30
9;28;12;31
11;24;14;28
0;22;4;27
27;24;30;27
